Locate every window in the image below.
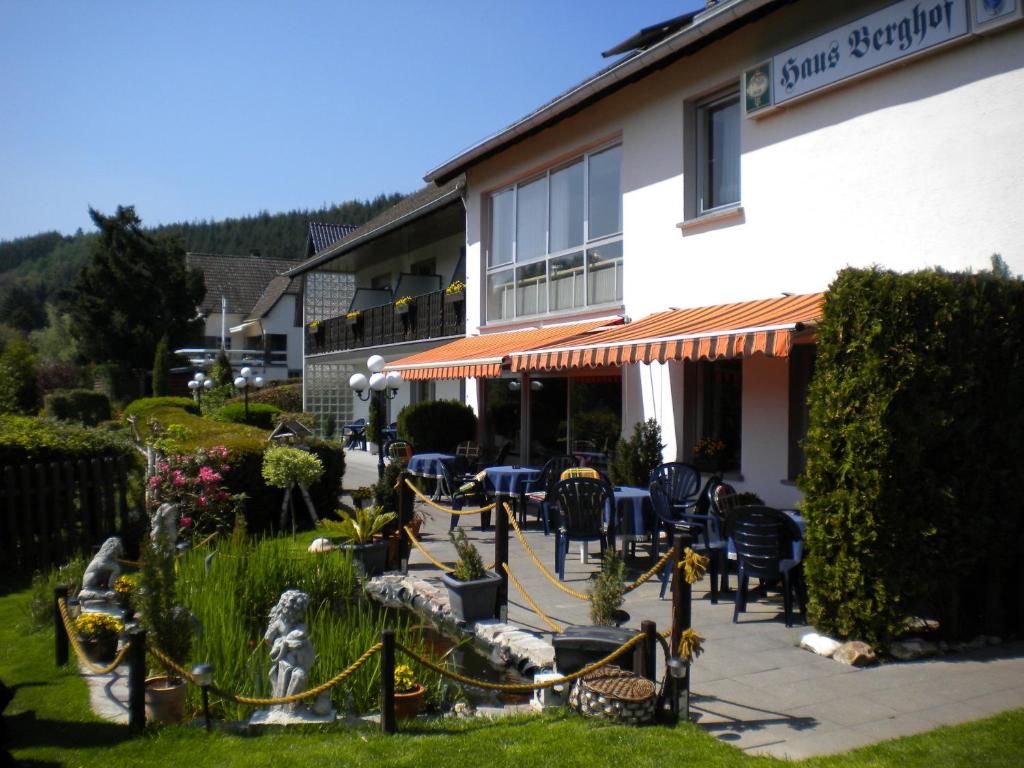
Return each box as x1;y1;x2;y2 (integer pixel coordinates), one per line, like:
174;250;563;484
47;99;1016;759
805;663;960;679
485;143;622;323
696;89;740;215
694;359;742;471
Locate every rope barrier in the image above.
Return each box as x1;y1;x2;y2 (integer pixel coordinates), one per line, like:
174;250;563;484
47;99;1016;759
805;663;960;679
501;563;564;634
680;548;709;585
396;631;646;693
147;642;384;706
403;525;454;573
623;546;677;593
677;628;705;662
56;597;134;675
404;478;497;516
503;503;592;601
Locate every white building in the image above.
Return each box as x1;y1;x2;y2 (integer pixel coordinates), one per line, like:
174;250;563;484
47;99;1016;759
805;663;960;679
385;0;1024;506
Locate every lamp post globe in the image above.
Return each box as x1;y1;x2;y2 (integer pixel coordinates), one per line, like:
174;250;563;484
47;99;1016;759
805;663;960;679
347;356;401;479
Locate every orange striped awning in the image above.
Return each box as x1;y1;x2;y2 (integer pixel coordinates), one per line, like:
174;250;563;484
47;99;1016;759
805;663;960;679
510;293;824;372
384;318;620;380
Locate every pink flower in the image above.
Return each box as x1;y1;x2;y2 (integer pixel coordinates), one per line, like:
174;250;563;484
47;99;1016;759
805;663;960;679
215;491;229;501
197;496;207;507
172;471;187;486
156;462;169;473
199;466;222;483
220;464;231;473
180;516;193;528
148;476;161;488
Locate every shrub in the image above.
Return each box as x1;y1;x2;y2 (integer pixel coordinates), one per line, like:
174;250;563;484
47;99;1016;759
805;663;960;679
28;556;87;631
589;550;626;626
261;446;324;489
0;336;39;415
449;528;487;581
228;382;302;412
397;399;477;454
43;389;112;426
0;414;134;465
219;402;282;429
800;265;1024;645
123;396;199;420
609;418;663;487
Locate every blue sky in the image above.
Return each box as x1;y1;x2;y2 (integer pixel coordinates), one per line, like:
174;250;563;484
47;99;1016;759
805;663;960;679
0;1;701;242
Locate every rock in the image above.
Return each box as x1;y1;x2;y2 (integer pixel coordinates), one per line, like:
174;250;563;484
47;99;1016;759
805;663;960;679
452;701;477;718
833;641;876;667
800;632;841;657
905;616;940;632
889;638;939;660
307;538;333;553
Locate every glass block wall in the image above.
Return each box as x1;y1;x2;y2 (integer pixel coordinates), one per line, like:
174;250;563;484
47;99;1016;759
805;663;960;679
304;362;354;438
304;271;355;323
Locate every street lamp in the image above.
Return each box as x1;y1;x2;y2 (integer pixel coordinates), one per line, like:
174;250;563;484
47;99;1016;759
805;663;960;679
187;371;213;407
666;656;688;722
233;366;264;423
348;354;401;479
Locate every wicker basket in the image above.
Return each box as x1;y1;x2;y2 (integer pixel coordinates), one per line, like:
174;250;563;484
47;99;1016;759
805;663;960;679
567;665;656;725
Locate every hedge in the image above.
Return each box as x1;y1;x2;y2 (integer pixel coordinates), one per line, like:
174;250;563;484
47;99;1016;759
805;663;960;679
225;382;303;412
136;405;344;534
0;414;135;465
800;266;1024;646
123;396;199;420
42;389;112;426
396;399;477;454
219;402;282;429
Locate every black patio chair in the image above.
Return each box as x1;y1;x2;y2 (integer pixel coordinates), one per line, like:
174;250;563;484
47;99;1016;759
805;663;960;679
342;418;367;450
522;455;578;535
551;477;614;580
439;460;491;531
707;479;741;592
723;505;806;627
454;441;482;474
650;482;721;603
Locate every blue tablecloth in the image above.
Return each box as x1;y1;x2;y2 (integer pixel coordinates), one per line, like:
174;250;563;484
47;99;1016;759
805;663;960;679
612;486;653;540
407;453;457;480
484;465;541;496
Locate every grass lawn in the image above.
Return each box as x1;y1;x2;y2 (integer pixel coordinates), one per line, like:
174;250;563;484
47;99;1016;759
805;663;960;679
2;588;1022;768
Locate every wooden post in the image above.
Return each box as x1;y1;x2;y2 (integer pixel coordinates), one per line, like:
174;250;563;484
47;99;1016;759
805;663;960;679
670;531;693;659
54;585;69;667
642;620;658;683
381;629;396;734
494;501;509;621
127;627;147;734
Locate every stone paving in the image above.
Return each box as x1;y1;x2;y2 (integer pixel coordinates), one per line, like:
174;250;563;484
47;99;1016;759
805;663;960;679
344;449;1024;759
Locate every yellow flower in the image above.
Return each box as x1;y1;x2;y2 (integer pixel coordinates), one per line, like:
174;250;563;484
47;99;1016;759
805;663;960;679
74;612;123;640
393;664;417;692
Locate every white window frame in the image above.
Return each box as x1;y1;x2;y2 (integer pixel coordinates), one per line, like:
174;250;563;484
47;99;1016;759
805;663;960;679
485;142;623;324
695;88;741;217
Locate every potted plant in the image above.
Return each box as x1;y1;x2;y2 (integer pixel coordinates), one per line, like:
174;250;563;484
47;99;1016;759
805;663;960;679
444;280;466;306
319;506;396;576
139;532;193;723
441;529;501;622
112;573;139;610
74;612;123;663
308;319;322;334
589;550;628;627
692;437;728;473
345;310;362;329
392;663;425;719
394;295;415;317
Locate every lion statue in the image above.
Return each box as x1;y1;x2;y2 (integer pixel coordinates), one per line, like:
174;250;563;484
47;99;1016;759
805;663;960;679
78;536;124;606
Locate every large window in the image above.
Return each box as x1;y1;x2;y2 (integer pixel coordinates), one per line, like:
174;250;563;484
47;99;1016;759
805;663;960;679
696;89;740;215
486;143;623;323
695;359;742;471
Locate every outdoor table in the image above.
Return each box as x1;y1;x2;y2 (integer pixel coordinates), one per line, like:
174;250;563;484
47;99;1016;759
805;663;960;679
611;486;653;556
483;465;542;522
407;452;457;501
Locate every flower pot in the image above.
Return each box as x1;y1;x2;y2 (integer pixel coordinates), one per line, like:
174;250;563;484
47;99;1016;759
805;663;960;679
395;303;413;317
345;315;361;328
340;540;388;577
444;291;465;306
78;634;118;663
441;570;502;623
692;457;726;474
393;683;425;720
145;675;187;724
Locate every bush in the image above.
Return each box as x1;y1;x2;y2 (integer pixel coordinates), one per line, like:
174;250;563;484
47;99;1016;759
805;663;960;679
219;402;282;429
397;399;477;454
609;418;663;487
123;396;199;420
800;265;1024;646
43;389;112;426
0;336;39;415
0;414;134;464
227;382;302;412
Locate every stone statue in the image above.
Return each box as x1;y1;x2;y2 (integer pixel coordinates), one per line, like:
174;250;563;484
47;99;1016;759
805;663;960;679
78;537;123;607
265;590;316;713
150;502;179;551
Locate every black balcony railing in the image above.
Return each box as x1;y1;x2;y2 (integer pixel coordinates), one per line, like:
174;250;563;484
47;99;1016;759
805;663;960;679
306;288;465;356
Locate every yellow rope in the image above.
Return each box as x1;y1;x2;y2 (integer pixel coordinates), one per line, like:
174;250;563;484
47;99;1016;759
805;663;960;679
678;628;705;662
117;559;141;568
504;503;591;601
403;525;454;573
147;642;384;706
681;548;709;585
623;545;676;593
57;598;134;675
502;563;564;634
404;477;496;516
397;632;646;692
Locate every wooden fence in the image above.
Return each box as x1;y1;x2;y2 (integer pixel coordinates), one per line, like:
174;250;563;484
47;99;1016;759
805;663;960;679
1;455;130;575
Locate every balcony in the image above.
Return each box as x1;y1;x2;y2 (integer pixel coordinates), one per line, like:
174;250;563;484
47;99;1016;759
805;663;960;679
306;287;465;356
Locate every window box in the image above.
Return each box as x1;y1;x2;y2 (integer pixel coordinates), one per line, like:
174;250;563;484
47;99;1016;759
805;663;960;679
345;313;362;329
444;290;465;306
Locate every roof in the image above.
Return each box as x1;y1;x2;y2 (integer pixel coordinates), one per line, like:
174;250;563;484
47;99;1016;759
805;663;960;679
185;253;297;316
424;0;782;183
601;11;699;58
384;318;622;380
510;293;824;372
307;221;357;255
284;176;466;278
246;274;300;321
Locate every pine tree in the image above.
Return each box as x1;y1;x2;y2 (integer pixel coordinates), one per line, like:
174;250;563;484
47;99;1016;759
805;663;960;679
151;334;169;396
0;335;40;414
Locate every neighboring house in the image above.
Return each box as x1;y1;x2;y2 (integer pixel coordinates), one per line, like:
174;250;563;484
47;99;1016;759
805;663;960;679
382;0;1024;506
179;252;303;380
286;179;467;436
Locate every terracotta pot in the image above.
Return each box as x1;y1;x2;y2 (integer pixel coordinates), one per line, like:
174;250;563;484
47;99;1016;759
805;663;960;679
393;683;425;720
145;675;187;724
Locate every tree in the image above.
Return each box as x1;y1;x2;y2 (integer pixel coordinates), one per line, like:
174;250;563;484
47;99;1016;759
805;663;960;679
62;206;205;375
0;335;40;414
152;334;170;396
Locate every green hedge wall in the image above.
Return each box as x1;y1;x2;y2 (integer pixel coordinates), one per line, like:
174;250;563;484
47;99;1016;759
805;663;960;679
800;266;1024;645
219;402;282;429
0;415;135;465
123;396;199;420
135;404;344;534
397;399;477;454
42;389;112;426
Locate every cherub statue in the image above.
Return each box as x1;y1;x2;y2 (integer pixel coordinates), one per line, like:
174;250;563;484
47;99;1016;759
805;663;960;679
150;502;179;551
265;590;315;713
78;537;123;606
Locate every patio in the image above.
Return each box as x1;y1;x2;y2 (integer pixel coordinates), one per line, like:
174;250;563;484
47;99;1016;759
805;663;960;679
345;450;1024;760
